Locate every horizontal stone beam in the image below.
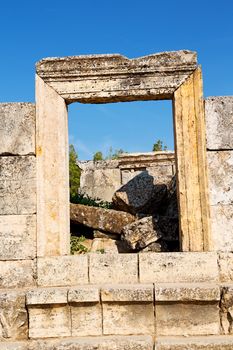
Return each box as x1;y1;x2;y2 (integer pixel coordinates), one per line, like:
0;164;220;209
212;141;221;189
36;51;197;103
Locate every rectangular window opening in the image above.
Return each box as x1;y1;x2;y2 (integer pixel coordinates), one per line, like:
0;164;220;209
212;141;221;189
68;100;179;255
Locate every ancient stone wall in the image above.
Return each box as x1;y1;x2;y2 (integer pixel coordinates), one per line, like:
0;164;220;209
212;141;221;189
0;50;233;348
78;152;175;202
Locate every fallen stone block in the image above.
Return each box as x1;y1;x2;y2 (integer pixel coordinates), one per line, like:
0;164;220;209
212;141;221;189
70;203;135;234
122;216;162;250
112;171;167;214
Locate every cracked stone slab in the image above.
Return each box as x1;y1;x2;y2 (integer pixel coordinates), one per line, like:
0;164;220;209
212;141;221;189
205;96;233;150
0;103;35;155
0;215;36;260
0;156;36;215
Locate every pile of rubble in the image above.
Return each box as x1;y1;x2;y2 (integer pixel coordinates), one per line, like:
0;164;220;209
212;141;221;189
70;172;179;253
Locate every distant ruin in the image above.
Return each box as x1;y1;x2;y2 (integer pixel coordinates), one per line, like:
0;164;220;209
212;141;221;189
0;51;233;349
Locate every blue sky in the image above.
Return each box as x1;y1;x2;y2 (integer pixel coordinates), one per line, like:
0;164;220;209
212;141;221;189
0;0;232;159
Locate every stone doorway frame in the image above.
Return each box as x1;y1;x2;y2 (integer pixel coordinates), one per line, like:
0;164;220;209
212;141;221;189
35;50;211;257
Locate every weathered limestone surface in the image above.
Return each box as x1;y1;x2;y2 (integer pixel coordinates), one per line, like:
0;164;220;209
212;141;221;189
0;260;36;289
0;291;28;341
101;285;153;302
71;304;102;336
154;284;220;301
208;151;233;206
218;253;233;282
205;96;233;150
156;302;220;336
80;167;121;203
220;286;233;334
0;156;36;215
113;172;167;214
103;303;154;335
26;288;68;305
68;286;99;303
122;216;162;250
210;204;233;251
157;336;233;349
0;103;35;155
36;51;197;103
0;215;36;260
89;254;138;284
139;252;218;283
28;305;71;338
37;256;88;287
70;203;135;234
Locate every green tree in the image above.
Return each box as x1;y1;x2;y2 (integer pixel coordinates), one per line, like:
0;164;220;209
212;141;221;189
93;151;103;161
69;144;81;200
152;139;168;152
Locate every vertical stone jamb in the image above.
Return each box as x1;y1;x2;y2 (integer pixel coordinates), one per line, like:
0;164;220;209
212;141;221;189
173;67;211;251
36;74;70;256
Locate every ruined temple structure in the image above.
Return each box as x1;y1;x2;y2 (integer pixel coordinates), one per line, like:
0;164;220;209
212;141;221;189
0;50;233;349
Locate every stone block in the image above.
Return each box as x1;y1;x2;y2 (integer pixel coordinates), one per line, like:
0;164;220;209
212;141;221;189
0;342;28;350
0;291;28;341
154;284;220;302
210;204;233;251
70;203;135;235
71;303;102;336
37;256;88;287
218;253;233;282
101;284;153;302
0;260;36;289
139;252;218;283
68;286;99;303
28;305;71;338
156;335;233;349
0;156;36;215
205;96;233;150
103;303;154;335
89;254;138;284
26;288;68;305
48;335;153;350
156;302;220;336
207;151;233;206
0;215;36;260
0;103;35;155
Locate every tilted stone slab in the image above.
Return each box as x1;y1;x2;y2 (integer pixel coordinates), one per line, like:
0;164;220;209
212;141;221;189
37;256;88;287
154;283;220;301
139;252;218;283
156;335;233;349
156;302;220;336
36;51;197;103
205;96;233;150
26;288;68;305
0;156;36;215
70;203;135;234
0;260;36;289
0;103;35;155
0;291;28;341
101;284;153;302
207;151;233;206
210;204;233;251
0;215;36;260
89;254;138;284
